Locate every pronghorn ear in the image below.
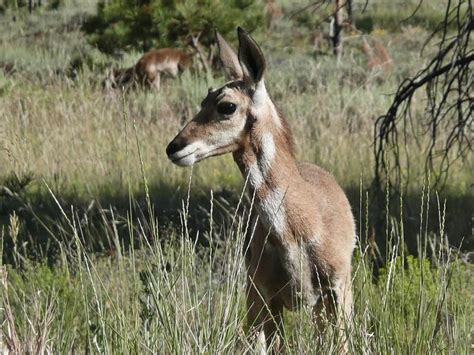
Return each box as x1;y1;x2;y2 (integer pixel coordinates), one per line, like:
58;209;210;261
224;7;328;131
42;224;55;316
237;27;266;84
215;31;243;80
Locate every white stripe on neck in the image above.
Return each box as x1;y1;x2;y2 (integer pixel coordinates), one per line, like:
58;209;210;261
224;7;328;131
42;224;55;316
258;187;286;236
248;132;276;190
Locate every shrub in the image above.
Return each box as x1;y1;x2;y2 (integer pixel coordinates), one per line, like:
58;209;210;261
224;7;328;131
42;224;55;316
83;0;265;54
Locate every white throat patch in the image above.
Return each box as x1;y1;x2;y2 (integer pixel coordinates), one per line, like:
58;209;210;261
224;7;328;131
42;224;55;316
247;132;276;190
258;187;287;236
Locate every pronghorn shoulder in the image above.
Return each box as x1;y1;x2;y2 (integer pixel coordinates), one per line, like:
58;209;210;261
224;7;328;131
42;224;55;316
297;162;352;213
297;162;346;194
298;162;334;183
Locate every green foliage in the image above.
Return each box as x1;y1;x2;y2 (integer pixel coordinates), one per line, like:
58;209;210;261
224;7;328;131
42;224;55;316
378;255;439;325
5;263;78;307
2;235;472;353
368;254;471;352
2;262;89;352
84;0;265;54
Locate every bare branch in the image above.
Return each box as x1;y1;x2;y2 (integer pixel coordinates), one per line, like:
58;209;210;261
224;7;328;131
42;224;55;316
374;0;473;190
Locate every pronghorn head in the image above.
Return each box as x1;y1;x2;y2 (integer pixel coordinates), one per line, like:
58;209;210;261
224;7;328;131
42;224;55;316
166;27;276;167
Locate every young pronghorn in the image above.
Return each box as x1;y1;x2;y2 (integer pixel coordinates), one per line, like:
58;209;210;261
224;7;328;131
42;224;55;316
166;28;355;352
104;48;194;91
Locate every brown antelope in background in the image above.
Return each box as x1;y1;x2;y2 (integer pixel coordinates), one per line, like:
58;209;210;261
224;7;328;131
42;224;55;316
104;48;194;91
166;28;356;352
362;36;392;73
264;0;283;29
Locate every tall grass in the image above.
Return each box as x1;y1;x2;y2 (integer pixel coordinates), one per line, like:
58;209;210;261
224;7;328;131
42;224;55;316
1;176;472;353
0;3;472;353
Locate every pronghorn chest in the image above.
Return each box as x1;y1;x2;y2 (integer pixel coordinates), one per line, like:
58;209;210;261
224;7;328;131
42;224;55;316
248;228;321;310
250;195;314;305
236;138;324;308
255;187;287;237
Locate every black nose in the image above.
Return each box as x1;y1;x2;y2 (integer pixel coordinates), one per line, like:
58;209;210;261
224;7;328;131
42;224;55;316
166;137;186;156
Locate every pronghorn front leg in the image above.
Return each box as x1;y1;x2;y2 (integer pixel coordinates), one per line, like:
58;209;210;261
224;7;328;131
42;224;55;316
246;281;285;354
152;73;161;91
264;301;284;353
246;281;268;354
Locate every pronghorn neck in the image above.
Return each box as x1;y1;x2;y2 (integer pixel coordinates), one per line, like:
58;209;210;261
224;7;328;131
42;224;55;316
233;82;302;236
233;122;298;191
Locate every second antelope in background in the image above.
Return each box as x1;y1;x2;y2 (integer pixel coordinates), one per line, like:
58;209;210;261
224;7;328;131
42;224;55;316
104;48;194;91
166;28;356;352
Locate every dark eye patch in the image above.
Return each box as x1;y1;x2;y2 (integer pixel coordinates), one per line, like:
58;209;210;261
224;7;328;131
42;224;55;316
216;102;237;115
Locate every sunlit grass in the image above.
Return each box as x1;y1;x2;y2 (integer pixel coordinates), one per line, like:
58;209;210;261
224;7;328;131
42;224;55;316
0;2;472;353
1;178;472;353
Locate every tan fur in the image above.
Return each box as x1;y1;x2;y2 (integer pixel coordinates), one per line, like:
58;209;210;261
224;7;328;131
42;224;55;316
104;48;193;91
264;0;283;29
166;29;355;353
362;37;392;73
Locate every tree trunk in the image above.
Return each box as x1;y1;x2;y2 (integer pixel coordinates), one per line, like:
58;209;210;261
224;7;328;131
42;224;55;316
347;0;353;23
190;35;210;74
331;0;344;59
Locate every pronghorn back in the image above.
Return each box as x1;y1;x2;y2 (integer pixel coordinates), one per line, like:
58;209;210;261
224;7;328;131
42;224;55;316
104;48;193;91
135;48;193;82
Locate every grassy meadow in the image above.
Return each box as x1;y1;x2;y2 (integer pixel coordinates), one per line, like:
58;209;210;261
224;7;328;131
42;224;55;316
0;0;472;353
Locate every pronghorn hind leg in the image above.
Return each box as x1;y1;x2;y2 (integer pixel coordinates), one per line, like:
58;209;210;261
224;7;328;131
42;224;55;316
312;290;337;333
327;270;352;328
264;301;284;353
311;274;352;352
333;274;353;352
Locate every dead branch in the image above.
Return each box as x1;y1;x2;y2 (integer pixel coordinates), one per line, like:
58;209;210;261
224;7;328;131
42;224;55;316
374;0;473;190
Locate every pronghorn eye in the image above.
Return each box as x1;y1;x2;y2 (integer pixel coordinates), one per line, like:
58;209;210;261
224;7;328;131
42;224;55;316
217;102;237;115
